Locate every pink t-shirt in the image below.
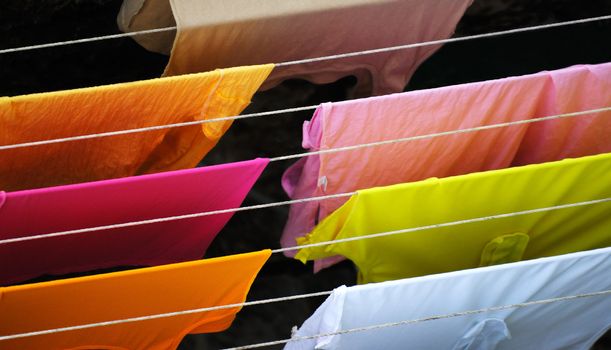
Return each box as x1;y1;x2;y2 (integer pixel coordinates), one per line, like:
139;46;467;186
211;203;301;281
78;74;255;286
0;158;268;285
281;63;611;271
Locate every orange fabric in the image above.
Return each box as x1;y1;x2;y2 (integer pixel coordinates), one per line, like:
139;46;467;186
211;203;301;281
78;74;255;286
0;250;271;350
0;65;273;191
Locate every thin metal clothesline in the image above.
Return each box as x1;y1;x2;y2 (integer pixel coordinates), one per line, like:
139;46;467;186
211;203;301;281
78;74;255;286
268;107;610;162
0;105;319;151
0;106;608;245
0;197;609;341
0;15;609;59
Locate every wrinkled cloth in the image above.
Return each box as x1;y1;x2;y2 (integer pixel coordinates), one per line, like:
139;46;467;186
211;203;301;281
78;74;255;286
0;250;271;350
117;0;472;96
287;247;611;350
295;153;611;283
0;65;273;191
282;63;611;271
0;158;268;285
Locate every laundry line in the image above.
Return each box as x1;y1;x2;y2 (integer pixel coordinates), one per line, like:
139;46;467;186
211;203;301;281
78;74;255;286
0;14;609;61
268;107;611;162
0;192;353;244
0;105;319;151
0;197;609;341
0;290;334;341
0;106;608;246
272;197;611;254
220;288;611;350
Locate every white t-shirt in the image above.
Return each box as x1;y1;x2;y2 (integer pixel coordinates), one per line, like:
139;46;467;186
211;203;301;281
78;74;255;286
288;247;611;349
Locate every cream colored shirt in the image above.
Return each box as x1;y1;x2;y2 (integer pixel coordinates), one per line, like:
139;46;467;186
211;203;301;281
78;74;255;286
118;0;472;96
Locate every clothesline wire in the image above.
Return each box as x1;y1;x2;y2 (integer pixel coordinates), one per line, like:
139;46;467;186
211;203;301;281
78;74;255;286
0;197;608;342
0;192;355;245
0;14;609;59
268;107;610;162
272;197;611;254
0;105;319;151
220;288;611;350
0;106;608;246
274;14;611;67
0;290;333;341
0;26;177;54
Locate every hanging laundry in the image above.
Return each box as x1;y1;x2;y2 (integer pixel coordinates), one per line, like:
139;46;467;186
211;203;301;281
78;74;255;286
117;0;472;96
0;158;268;285
282;63;611;271
295;152;611;284
0;65;273;191
288;247;611;350
0;250;270;350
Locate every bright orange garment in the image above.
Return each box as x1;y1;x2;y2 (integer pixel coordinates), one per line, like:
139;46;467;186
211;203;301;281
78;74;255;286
0;250;271;350
0;65;273;191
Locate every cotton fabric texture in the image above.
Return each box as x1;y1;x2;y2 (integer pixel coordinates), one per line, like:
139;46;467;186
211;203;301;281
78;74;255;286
287;247;611;350
117;0;472;96
0;250;271;350
0;158;268;285
296;153;611;284
0;65;273;191
282;63;611;271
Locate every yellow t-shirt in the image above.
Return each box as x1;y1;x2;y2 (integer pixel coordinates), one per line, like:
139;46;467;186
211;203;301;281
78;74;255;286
0;64;273;191
296;153;611;284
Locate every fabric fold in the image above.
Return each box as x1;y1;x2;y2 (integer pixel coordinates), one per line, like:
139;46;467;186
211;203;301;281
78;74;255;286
452;319;511;350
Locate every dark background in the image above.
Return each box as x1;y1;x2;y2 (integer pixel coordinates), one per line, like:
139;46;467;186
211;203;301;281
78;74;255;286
1;0;610;349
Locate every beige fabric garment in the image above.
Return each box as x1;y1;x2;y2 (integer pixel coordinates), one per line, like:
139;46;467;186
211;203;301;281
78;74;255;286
117;0;472;96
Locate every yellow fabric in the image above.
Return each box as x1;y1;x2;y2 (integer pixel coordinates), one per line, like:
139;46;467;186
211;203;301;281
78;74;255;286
479;232;529;267
296;153;611;284
0;250;271;350
0;65;273;191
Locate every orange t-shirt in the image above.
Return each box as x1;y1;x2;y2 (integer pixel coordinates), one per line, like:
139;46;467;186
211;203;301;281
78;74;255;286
0;65;273;191
0;250;271;350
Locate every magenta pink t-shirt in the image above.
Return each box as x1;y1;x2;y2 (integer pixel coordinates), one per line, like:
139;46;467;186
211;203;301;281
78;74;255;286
0;158;268;285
